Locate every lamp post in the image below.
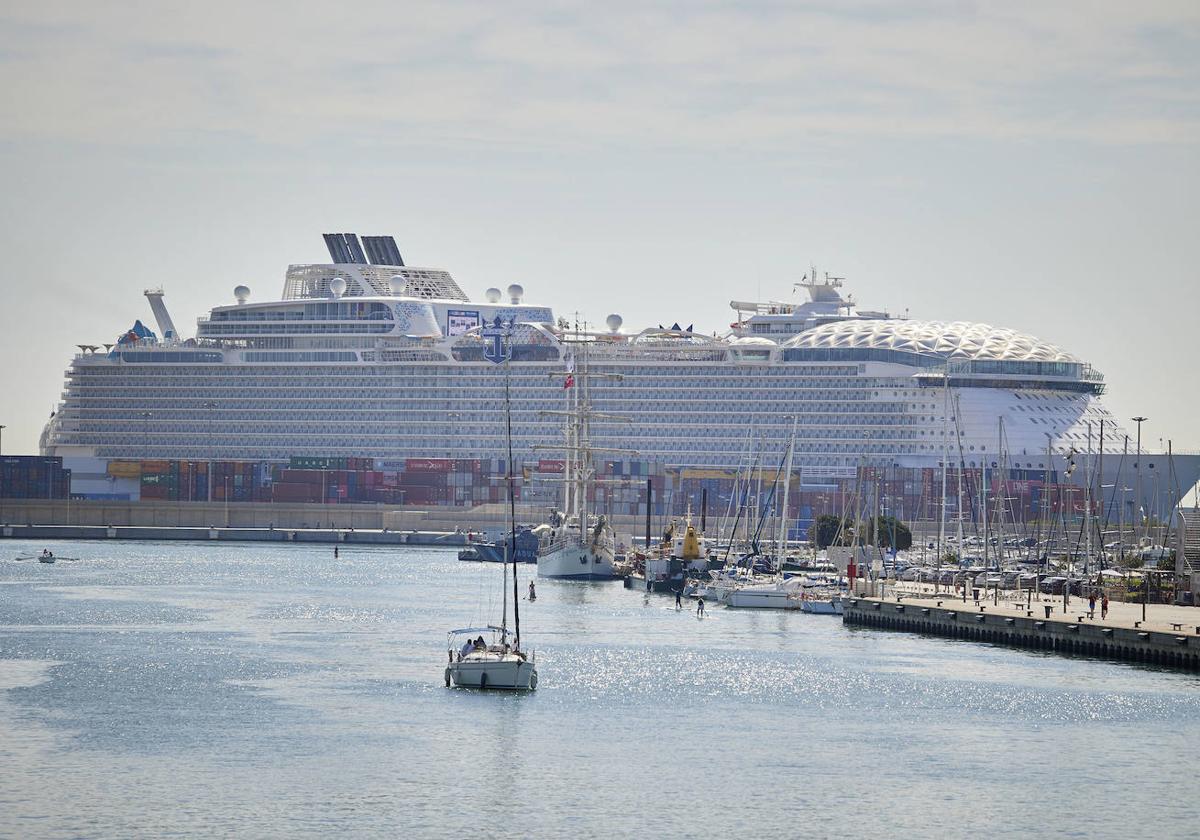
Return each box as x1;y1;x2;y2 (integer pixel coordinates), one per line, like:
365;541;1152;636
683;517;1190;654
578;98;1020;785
1131;416;1148;623
446;412;462;460
203;401;217;503
1132;416;1146;546
140;411;152;452
0;424;6;526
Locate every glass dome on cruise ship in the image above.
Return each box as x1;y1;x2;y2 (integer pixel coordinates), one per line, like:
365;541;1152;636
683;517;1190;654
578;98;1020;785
782;319;1083;364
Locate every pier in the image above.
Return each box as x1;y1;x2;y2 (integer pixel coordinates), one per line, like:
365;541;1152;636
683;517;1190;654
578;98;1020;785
1;522;469;546
844;588;1200;671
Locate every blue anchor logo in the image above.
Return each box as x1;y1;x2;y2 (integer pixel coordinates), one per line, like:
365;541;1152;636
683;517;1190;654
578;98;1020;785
481;315;513;364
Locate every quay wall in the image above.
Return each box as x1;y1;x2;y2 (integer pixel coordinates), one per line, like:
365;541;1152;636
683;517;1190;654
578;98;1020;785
0;523;469;545
843;597;1200;671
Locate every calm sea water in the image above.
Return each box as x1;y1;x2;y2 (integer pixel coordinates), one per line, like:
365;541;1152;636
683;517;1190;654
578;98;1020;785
1;540;1197;839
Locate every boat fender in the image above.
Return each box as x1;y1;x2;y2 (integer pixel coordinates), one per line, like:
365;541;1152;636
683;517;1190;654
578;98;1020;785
529;671;538;690
480;672;488;689
444;668;451;687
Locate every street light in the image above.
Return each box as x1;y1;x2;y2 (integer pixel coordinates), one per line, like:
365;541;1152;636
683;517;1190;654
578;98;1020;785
0;424;6;526
446;412;462;459
1132;416;1148;622
1132;417;1147;542
202;401;217;502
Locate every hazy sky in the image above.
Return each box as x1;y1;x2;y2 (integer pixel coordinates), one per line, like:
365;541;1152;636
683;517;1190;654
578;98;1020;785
1;2;1197;472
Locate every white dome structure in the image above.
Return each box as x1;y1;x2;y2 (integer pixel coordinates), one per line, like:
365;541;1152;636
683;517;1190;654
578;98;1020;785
782;319;1081;364
729;336;777;347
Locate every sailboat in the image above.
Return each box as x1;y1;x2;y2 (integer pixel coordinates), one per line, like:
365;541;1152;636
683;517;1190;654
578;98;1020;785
725;418;812;609
445;317;537;691
535;335;632;580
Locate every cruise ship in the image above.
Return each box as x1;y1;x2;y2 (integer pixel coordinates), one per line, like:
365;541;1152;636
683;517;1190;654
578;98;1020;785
42;233;1200;528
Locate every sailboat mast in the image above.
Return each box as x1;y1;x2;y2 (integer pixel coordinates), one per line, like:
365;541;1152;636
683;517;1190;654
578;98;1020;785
578;336;588;542
982;439;989;569
1085;422;1093;576
938;369;950;569
775;416;797;578
504;344;520;648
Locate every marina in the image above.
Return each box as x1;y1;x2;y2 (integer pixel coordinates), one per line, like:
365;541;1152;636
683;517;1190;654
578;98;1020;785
3;4;1198;836
846;590;1200;670
2;539;1198;838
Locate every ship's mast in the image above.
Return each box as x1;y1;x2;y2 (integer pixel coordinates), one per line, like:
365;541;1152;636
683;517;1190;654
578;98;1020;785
938;368;950;579
775;415;798;579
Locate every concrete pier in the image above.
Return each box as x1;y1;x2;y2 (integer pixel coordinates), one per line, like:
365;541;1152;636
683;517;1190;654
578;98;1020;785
1;523;469;546
844;591;1200;671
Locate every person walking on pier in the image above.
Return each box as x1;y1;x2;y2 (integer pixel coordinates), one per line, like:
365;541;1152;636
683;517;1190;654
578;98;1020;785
696;597;705;616
528;580;536;602
1088;592;1096;616
1101;593;1109;620
675;589;682;610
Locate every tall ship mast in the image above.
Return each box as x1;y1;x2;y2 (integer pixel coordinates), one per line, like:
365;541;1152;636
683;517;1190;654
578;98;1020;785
41;234;1200;531
534;324;632;580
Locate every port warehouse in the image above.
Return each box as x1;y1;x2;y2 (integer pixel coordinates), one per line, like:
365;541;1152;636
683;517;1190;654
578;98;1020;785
4;454;1111;530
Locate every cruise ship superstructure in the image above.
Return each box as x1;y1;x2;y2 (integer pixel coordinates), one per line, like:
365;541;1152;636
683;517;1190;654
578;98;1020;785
43;234;1200;527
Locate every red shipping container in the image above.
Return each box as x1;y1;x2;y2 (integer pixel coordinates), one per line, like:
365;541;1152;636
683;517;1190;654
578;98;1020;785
401;473;446;488
406;458;453;472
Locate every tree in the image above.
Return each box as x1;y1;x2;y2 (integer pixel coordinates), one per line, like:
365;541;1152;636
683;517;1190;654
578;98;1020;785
864;515;913;550
809;514;850;548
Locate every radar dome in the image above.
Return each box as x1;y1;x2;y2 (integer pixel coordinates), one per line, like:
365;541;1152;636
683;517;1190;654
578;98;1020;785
233;285;250;304
329;277;347;299
389;275;406;296
485;287;502;303
605;314;623;333
506;284;524;304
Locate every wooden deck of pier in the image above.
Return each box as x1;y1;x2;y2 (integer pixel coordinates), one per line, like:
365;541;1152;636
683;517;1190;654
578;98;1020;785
889;582;1200;636
844;584;1200;670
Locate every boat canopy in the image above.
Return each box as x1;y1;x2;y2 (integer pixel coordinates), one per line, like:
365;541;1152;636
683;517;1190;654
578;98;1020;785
447;625;506;636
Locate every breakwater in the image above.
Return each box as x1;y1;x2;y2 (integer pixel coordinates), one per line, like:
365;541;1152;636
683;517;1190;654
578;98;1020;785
1;523;468;546
844;594;1200;671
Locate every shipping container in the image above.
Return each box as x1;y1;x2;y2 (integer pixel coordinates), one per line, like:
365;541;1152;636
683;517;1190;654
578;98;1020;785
405;458;456;472
107;460;142;479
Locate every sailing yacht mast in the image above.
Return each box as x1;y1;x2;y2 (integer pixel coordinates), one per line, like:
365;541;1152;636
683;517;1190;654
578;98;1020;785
938;369;950;568
775;416;798;578
1084;422;1094;577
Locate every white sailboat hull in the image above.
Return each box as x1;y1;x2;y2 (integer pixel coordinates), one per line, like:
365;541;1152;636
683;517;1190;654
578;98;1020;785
799;598;844;615
447;654;538;690
727;586;802;609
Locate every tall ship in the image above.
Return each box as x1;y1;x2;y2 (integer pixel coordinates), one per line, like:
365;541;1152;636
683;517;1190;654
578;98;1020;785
42;233;1200;532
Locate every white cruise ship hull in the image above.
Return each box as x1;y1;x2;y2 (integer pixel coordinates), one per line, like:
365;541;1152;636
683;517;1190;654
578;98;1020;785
537;543;618;580
41;233;1200;521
